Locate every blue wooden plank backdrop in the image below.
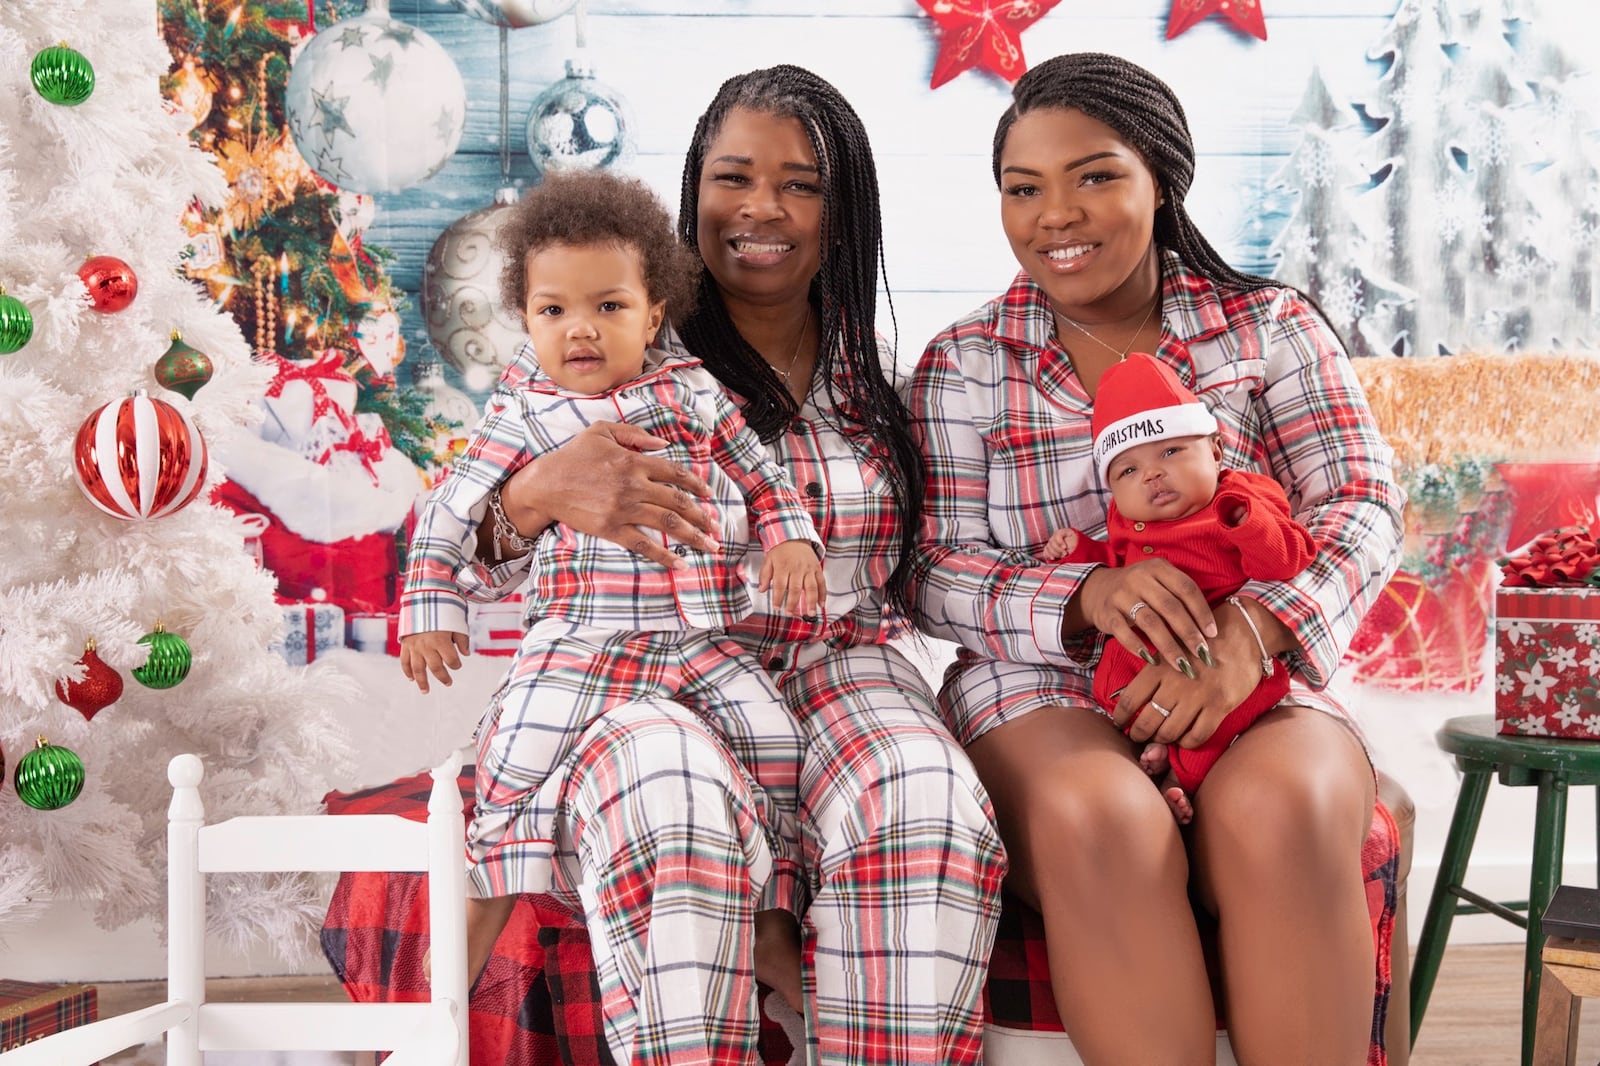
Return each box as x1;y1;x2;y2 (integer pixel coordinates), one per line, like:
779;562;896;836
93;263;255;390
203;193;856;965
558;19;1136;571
355;0;1561;394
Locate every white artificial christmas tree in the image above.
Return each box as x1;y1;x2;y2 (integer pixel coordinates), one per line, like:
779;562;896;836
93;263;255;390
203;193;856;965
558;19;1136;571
0;0;352;956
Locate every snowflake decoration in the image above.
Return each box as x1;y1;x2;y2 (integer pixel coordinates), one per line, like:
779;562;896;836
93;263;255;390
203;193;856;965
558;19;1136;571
1468;113;1512;168
1433;181;1492;246
1319;273;1365;328
1296;138;1339;190
1498;249;1549;286
1281;224;1319;265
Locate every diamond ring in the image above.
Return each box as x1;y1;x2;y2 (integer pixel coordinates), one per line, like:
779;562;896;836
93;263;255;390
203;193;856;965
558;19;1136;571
1128;601;1150;623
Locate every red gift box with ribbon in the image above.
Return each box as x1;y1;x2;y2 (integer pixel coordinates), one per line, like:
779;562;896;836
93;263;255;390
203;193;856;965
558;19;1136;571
1495;527;1600;738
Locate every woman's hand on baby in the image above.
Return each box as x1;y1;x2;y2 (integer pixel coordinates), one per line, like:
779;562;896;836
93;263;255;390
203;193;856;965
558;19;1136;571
759;541;826;619
1110;602;1274;747
399;631;471;694
1077;561;1217;677
501;421;720;571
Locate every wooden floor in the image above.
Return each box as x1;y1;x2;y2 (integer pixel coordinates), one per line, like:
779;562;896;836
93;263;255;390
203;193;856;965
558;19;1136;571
90;942;1600;1065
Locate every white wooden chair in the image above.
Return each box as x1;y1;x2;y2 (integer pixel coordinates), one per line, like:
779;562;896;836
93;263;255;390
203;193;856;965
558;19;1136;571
0;751;469;1066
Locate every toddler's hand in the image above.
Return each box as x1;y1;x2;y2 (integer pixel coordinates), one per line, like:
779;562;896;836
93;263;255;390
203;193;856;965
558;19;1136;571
758;541;825;619
400;631;471;694
1042;528;1079;561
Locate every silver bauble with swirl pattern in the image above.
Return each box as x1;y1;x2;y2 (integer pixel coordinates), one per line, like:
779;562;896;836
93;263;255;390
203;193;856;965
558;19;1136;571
525;59;634;177
422;187;530;378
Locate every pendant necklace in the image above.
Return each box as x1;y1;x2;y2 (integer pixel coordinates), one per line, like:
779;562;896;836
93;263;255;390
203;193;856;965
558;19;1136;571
1057;295;1159;362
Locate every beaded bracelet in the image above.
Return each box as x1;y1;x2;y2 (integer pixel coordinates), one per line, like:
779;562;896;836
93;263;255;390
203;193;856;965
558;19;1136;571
1226;595;1275;678
487;487;538;561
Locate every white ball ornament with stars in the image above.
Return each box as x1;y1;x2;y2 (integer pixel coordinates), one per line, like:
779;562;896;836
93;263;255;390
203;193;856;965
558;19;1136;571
285;2;465;194
449;0;578;28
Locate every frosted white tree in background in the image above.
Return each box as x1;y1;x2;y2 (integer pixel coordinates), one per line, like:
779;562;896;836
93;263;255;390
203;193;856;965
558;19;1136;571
1278;0;1600;358
1269;67;1413;357
0;0;351;954
1517;16;1600;348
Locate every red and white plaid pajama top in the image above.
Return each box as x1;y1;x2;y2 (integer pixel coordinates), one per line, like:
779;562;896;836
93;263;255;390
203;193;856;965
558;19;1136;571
908;253;1405;745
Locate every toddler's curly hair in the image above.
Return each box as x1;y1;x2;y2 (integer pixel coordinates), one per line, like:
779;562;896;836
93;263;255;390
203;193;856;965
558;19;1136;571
498;170;698;327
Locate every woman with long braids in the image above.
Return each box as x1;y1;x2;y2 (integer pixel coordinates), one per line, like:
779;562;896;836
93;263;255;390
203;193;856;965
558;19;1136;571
910;52;1403;1064
481;65;1005;1064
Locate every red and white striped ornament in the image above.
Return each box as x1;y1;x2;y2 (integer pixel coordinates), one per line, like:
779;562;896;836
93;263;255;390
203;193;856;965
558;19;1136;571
73;389;209;520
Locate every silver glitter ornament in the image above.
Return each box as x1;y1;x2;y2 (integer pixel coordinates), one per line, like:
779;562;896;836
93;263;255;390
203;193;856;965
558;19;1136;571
525;58;634;177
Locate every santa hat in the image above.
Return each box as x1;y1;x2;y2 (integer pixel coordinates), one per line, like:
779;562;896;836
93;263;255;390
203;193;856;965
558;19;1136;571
1091;352;1218;483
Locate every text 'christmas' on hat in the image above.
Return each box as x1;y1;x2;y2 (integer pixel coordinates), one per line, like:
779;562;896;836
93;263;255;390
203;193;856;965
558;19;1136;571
1091;352;1218;483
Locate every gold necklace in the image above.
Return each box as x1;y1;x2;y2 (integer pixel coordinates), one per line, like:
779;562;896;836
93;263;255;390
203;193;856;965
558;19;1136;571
1057;295;1159;362
775;310;809;384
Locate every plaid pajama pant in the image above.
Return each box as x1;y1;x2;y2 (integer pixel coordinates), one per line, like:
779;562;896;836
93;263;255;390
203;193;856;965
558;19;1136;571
471;617;806;917
542;640;1006;1066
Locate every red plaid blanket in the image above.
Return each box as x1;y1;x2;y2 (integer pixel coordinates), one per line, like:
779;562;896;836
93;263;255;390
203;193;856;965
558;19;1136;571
322;767;1397;1066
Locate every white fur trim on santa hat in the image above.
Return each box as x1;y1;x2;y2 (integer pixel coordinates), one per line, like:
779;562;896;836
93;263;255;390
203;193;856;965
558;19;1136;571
1094;402;1219;483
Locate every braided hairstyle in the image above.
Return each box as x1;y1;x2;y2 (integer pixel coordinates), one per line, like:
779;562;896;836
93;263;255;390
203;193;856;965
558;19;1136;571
677;64;925;618
992;52;1279;296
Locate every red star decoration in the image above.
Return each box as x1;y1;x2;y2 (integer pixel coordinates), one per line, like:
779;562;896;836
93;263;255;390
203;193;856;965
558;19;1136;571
1495;462;1600;552
1166;0;1268;41
916;0;1065;89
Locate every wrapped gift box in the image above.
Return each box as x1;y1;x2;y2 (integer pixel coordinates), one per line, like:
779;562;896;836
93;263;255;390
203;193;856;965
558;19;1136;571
0;980;97;1057
270;601;347;665
1495;586;1600;737
468;596;525;657
347;610;400;656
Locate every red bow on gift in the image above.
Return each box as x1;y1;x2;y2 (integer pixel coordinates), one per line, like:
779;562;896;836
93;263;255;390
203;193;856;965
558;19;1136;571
264;350;358;430
1499;527;1600;588
319;423;392;485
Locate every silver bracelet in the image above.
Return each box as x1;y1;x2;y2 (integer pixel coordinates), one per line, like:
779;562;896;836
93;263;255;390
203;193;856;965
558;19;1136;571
486;487;538;561
1226;595;1275;678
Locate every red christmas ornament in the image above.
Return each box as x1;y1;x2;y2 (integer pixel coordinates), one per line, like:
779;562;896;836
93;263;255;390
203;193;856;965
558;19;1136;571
78;255;139;313
1166;0;1268;41
1495;462;1600;553
73;389;209;520
55;638;124;721
916;0;1064;89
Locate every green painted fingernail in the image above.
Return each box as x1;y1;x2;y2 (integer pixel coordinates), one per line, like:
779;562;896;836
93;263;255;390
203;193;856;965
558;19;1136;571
1139;648;1156;665
1196;643;1214;668
1177;657;1196;680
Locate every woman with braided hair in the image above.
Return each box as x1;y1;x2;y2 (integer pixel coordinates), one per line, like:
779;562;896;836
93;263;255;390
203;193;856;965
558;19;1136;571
910;52;1404;1063
481;64;1005;1064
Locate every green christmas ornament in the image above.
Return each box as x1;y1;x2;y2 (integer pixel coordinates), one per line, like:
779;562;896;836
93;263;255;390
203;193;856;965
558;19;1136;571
133;621;192;689
30;43;95;106
14;737;86;811
154;332;214;400
0;286;33;354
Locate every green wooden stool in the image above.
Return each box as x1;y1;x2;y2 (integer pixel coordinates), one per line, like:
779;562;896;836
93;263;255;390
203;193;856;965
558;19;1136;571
1410;715;1600;1066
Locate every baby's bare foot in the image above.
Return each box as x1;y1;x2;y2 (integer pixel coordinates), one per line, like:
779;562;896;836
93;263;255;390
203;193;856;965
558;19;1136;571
754;909;803;1013
1139;741;1170;778
1163;780;1194;825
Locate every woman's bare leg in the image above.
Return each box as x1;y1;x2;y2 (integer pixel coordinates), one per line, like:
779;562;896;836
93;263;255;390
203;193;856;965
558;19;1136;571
967;705;1215;1065
1190;706;1376;1066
